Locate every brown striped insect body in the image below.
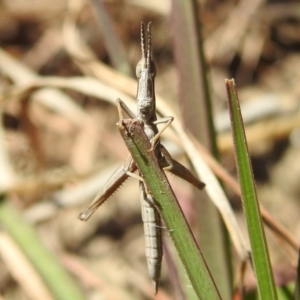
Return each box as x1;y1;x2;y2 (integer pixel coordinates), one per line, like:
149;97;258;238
79;22;205;294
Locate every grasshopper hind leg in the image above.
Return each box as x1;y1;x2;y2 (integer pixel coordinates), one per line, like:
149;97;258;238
159;144;205;190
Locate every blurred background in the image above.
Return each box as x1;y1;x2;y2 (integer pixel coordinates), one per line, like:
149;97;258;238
0;0;300;299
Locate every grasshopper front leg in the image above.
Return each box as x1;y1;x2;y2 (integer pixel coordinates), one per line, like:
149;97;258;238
148;116;174;151
116;98;136;123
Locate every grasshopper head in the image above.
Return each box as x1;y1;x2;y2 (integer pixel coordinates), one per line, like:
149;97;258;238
136;22;156;80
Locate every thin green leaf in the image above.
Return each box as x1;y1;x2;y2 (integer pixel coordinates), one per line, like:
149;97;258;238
117;118;221;300
277;284;294;300
0;195;85;300
295;247;300;299
225;79;278;300
171;2;233;297
88;0;132;76
171;0;214;145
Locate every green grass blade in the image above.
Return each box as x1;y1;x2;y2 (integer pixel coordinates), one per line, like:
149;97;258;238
295;248;300;299
225;79;278;300
277;284;294;300
171;0;214;145
171;2;233;296
0;195;85;300
117;118;221;300
88;0;132;76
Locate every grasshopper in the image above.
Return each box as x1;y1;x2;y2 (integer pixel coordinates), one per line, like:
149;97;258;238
79;22;205;294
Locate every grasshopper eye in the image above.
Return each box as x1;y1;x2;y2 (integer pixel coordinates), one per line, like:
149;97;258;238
136;60;142;78
150;60;157;77
136;59;156;78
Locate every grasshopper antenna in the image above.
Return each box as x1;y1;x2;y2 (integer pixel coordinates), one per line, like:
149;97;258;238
140;22;146;66
146;22;152;68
